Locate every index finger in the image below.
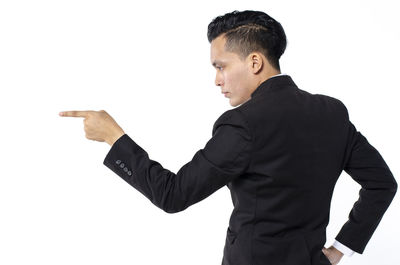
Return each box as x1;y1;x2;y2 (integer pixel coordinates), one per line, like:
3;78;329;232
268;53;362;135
59;110;91;117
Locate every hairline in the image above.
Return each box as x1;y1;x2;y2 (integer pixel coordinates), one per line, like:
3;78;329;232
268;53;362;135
220;32;268;63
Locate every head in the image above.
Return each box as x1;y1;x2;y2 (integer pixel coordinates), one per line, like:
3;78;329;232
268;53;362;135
208;10;287;106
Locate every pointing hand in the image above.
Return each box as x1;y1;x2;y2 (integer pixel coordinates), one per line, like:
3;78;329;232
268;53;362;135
59;110;125;146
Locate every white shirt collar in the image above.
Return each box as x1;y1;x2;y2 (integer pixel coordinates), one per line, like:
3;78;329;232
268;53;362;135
269;73;288;79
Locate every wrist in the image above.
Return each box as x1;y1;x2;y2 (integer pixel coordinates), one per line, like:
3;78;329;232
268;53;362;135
107;130;125;146
330;246;344;257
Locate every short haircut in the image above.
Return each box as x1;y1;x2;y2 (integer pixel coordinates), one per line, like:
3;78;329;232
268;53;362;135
207;10;287;71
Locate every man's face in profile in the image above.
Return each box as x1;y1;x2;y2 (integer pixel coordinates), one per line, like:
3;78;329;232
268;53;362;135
210;35;254;107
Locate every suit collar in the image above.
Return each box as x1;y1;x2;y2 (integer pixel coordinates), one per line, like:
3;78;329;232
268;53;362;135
250;74;297;98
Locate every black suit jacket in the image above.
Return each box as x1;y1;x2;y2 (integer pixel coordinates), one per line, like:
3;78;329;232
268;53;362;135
103;75;397;265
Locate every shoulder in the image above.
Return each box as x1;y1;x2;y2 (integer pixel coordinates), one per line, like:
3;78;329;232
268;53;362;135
314;93;350;119
212;108;251;137
329;96;350;120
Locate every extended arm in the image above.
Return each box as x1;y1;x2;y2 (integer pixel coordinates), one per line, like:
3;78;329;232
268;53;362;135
103;110;252;213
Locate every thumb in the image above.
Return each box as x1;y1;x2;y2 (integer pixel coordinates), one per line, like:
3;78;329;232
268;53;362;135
322;247;328;255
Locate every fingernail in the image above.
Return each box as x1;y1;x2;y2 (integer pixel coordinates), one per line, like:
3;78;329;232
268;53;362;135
59;112;64;116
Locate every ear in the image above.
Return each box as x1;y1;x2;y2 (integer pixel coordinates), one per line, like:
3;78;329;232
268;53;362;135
248;52;263;74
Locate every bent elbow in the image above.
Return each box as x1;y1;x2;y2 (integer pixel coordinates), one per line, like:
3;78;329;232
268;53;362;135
161;204;188;214
157;198;189;214
163;208;181;214
384;174;398;204
391;177;398;195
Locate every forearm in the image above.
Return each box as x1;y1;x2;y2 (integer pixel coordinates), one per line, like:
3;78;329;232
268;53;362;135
103;134;186;212
103;133;249;213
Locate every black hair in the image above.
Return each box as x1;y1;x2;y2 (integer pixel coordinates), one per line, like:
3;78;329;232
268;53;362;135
207;10;287;71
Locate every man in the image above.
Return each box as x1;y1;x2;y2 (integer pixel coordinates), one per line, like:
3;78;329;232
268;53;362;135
60;10;397;265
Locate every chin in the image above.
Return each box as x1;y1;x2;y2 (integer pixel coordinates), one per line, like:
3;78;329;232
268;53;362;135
229;99;241;107
231;96;251;107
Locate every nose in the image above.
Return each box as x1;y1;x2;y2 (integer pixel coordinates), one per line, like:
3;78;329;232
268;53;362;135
215;71;223;87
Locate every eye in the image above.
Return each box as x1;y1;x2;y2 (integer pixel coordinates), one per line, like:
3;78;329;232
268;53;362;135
216;66;223;70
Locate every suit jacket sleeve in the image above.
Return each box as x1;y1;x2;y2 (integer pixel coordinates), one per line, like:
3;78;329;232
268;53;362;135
103;109;252;213
335;116;397;254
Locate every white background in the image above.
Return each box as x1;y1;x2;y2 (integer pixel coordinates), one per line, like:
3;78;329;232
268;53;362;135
0;0;399;264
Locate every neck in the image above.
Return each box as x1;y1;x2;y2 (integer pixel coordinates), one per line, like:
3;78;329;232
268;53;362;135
253;68;281;92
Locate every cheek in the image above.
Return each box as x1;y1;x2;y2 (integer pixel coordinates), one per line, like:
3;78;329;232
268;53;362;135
224;67;240;84
226;67;249;91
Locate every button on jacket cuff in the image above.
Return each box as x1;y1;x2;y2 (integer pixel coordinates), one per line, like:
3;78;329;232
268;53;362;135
103;133;137;180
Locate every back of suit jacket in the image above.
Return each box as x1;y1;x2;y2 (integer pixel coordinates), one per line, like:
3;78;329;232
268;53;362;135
103;75;397;265
217;75;396;265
